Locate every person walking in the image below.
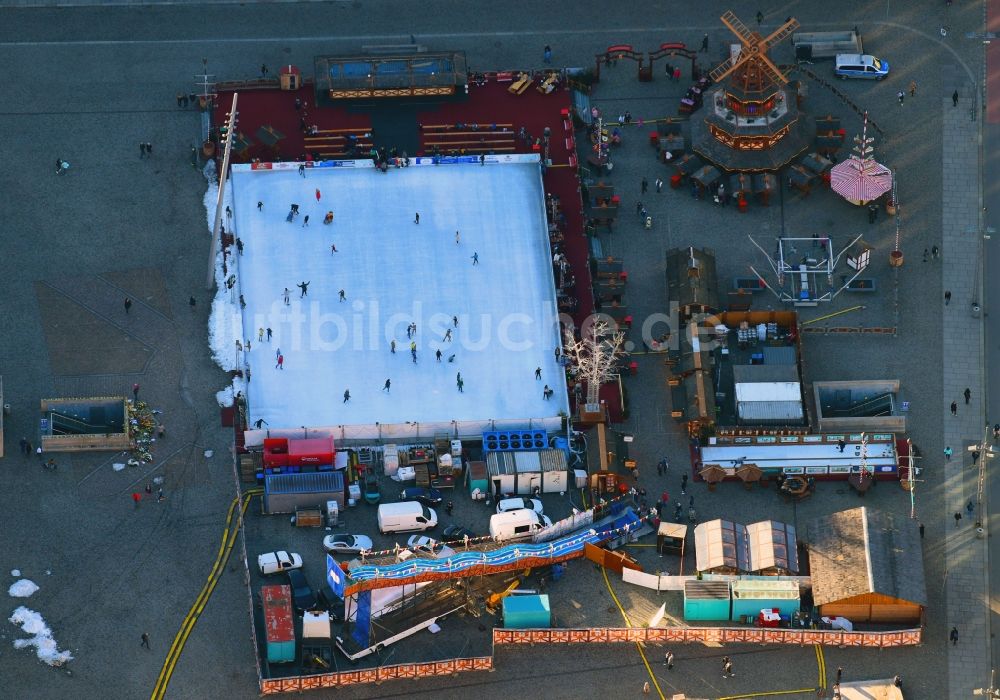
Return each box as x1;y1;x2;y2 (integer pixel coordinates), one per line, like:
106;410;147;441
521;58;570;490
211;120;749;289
139;142;147;158
964;387;972;404
722;656;734;678
471;252;479;265
664;650;674;669
701;34;709;52
897;90;905;105
680;473;688;494
919;522;925;538
453;315;459;328
298;281;310;298
953;90;960;107
944;445;953;460
132;492;142;509
157;488;165;503
837;439;846;452
951;626;959;645
189;295;196;310
343;389;350;403
909;80;917;97
641;177;648;194
973;450;980;464
19;437;28;456
141;632;151;649
655;177;663;193
945;290;952;305
260;63;268;78
954;511;963;527
124;297;132;313
535;367;542;380
543;45;552;64
951;401;958;416
132;383;140;400
146;142;152;156
867;203;878;224
275;354;284;369
383;379;391;393
932;245;940;259
967;499;975;516
642;681;650;695
923;248;929;262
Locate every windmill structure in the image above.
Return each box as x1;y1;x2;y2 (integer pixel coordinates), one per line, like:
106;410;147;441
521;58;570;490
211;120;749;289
691;11;813;171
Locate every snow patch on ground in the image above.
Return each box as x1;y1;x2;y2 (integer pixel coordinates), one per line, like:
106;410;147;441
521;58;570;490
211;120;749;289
9;606;73;666
8;579;39;598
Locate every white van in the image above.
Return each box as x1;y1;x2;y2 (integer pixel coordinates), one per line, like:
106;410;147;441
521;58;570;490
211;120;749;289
377;502;438;534
489;510;553;542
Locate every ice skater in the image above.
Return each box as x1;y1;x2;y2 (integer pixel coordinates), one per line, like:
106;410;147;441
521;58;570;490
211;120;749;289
298;163;305;177
330;243;338;254
286;210;294;223
339;289;346;302
443;329;452;342
414;213;420;224
302;215;310;227
315;188;321;202
452;315;458;327
471;252;479;265
455;231;460;244
275;354;284;369
436;349;442;362
324;211;334;224
448;354;456;363
343;389;350;403
266;327;272;340
411;348;417;363
543;385;554;400
390;340;396;353
535;367;542;380
383;379;391;392
283;288;290;305
257;201;263;211
298;281;310;297
456;373;464;392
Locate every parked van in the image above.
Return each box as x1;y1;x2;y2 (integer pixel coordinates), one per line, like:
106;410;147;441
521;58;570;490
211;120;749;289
377;502;438;534
834;54;889;81
489;510;553;542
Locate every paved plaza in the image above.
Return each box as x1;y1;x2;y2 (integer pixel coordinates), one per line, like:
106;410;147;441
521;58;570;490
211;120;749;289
0;2;991;699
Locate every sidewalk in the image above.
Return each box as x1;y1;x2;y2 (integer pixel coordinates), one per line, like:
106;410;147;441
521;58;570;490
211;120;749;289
942;94;990;699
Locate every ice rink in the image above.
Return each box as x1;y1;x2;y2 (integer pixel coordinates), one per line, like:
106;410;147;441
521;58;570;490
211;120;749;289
228;157;568;438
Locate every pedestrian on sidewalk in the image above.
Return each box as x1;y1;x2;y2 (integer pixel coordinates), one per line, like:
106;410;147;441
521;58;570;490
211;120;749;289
664;650;674;669
954;511;963;527
932;245;940;259
868;203;877;224
701;34;709;52
944;446;953;460
260;64;268;78
953;90;960;107
951;401;958;416
965;387;972;404
951;626;959;644
132;383;140;399
922;248;929;262
756;10;764;25
543;45;552;64
19;437;27;455
680;473;688;494
141;632;150;649
189;295;196;310
967;500;975;515
146;142;152;156
124;297;132;313
157;488;165;502
642;681;650;695
945;290;952;305
139;142;147;158
655;177;663;193
919;522;925;538
909;80;917;97
973;450;981;464
132;492;142;509
641;177;648;194
897;90;905;105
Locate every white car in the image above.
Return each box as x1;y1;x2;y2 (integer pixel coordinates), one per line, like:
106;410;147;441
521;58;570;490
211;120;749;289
257;551;303;575
496;497;544;515
405;535;456;559
322;534;374;555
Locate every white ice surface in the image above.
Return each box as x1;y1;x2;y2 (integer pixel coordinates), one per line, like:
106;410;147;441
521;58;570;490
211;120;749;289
219;159;569;435
9;606;73;666
8;579;39;598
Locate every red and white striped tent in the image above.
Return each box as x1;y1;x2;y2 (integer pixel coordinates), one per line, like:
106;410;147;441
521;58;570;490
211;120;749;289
830;113;892;206
830;156;892;205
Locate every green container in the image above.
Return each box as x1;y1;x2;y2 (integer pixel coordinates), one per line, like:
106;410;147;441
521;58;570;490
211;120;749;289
503;594;551;628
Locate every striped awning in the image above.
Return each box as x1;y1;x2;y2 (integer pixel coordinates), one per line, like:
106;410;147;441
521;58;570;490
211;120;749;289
830;156;892;204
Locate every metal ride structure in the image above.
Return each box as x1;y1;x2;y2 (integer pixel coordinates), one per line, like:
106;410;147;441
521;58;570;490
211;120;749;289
747;233;868;306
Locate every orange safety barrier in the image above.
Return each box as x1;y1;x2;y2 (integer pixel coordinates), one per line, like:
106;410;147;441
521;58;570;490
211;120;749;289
260;657;493;693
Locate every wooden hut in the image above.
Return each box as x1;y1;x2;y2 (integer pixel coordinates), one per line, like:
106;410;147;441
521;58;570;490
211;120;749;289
806;507;926;624
665;246;719;322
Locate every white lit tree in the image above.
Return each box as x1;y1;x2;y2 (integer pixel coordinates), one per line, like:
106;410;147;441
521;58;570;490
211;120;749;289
562;320;625;410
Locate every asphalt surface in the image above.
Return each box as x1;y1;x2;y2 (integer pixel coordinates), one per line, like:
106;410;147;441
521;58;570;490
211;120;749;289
0;2;988;699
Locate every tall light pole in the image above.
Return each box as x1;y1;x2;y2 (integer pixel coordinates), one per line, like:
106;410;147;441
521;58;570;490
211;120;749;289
206;93;239;289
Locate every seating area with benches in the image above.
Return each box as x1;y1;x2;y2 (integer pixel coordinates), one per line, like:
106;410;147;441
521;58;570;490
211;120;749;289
303;128;374;158
421;122;517;155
